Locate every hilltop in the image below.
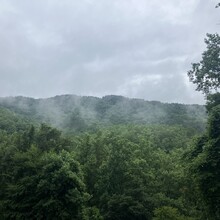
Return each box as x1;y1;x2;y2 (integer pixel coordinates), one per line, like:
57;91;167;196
0;94;207;133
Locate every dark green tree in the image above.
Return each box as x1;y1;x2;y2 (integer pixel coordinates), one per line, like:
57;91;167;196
206;92;220;112
187;106;220;219
153;206;193;220
94;132;155;219
187;32;220;219
2;149;88;219
0;126;89;220
188;33;220;95
199;106;220;218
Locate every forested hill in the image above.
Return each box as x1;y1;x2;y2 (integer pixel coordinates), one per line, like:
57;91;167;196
0;94;210;219
0;94;206;133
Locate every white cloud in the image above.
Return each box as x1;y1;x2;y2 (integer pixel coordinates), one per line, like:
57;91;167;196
0;0;218;103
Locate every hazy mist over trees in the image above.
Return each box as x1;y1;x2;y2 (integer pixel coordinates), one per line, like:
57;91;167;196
0;0;220;219
0;93;213;219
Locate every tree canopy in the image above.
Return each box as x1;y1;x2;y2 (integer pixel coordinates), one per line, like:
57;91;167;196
187;29;220;219
188;33;220;95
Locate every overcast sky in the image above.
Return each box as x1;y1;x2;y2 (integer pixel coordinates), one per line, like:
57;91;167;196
0;0;219;104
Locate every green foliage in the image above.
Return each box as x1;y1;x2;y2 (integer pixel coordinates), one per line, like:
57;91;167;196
153;206;194;220
206;92;220;112
2;151;88;219
75;125;200;219
186;106;220;219
187;31;220;219
208;105;220;138
36;124;63;151
0;95;207;134
0;96;209;219
199;106;220;218
0;126;89;220
64;108;88;132
32;151;88;220
0;107;33;133
85;206;104;220
188;33;220;95
105;194;149;220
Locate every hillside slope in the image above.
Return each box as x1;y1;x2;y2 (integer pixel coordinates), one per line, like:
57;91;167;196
0;95;207;133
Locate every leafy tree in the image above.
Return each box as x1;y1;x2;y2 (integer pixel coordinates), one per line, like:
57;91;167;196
35;123;72;152
0;126;89;220
77;131;110;206
97;137;153;220
153;206;194;220
106;195;148;220
186;116;220;219
206;92;220;112
1;150;88;219
187;31;220;219
188;33;220;95
0;120;207;219
0;107;32;133
36;124;62;151
196;106;220;219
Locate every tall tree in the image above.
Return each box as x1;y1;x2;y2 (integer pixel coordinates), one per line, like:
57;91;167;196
188;106;220;219
0;126;89;220
188;33;220;95
2;150;88;219
187;32;220;219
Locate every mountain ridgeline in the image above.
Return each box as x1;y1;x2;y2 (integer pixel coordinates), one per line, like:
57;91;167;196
0;94;206;133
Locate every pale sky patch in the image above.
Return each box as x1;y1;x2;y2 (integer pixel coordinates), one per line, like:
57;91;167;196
0;0;219;104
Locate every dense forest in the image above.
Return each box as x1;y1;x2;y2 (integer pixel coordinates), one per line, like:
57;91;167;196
0;98;207;219
0;33;220;220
